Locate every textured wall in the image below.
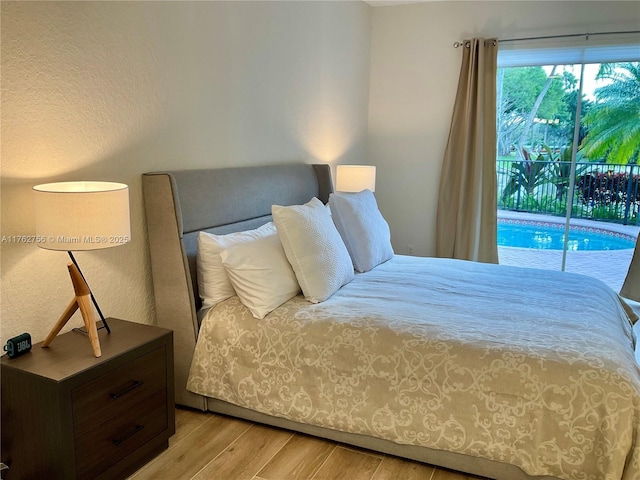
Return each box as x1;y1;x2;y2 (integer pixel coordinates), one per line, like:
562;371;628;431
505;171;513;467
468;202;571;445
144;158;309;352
1;1;372;344
368;1;640;257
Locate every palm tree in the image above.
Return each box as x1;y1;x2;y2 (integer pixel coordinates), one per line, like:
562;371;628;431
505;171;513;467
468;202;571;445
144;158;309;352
580;62;640;164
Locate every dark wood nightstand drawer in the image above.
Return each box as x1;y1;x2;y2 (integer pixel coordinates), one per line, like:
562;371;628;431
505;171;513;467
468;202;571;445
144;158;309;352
74;391;168;480
1;319;174;480
72;346;167;436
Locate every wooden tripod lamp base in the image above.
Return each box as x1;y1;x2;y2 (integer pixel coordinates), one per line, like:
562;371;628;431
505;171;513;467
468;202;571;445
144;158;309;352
41;262;102;357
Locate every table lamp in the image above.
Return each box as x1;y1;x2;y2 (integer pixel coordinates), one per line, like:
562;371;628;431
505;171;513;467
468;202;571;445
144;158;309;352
335;165;376;193
33;181;130;357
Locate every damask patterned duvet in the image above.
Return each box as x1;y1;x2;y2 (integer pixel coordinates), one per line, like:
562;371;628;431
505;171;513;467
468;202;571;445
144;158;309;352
187;255;640;480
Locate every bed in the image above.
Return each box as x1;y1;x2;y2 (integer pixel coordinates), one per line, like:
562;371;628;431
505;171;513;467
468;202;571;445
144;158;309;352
142;163;640;480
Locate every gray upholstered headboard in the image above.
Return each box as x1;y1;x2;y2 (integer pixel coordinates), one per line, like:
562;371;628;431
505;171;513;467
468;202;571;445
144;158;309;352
142;163;333;408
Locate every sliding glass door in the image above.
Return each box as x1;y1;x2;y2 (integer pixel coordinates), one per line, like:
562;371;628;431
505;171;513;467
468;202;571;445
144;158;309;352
496;58;639;291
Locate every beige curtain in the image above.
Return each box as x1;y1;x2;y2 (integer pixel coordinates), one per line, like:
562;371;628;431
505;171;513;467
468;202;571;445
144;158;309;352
436;38;498;263
621;235;640;302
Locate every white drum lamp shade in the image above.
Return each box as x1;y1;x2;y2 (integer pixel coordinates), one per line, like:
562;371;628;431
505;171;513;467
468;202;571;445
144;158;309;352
335;165;376;193
32;181;130;358
33;181;130;251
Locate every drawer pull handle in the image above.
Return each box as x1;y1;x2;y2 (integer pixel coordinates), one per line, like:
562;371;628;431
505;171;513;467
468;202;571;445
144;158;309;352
113;424;144;446
111;380;143;399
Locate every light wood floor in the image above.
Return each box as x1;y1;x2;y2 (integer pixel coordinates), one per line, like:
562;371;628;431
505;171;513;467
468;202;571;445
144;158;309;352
128;407;490;480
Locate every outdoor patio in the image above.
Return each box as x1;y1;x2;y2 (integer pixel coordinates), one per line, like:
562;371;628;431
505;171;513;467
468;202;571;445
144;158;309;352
498;211;639;293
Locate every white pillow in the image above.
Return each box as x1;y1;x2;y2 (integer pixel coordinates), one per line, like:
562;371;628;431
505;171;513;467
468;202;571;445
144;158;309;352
329;189;394;272
197;222;276;309
272;197;354;303
220;233;300;319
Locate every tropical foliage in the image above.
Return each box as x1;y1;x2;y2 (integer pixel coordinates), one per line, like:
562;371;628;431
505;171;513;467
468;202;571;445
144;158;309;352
497;60;640;225
500;145;586;202
498;158;640;225
577;170;640;209
580;62;640;165
500;148;550;200
497;66;573;157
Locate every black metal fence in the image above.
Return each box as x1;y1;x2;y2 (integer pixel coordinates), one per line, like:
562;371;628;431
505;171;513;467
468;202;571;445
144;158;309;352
497;159;640;225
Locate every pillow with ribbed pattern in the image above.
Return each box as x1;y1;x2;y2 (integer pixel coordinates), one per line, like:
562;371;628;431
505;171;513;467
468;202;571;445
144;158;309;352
272;198;354;303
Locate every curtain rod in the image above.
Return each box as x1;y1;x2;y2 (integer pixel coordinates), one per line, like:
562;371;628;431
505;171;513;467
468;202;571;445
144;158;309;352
453;30;640;48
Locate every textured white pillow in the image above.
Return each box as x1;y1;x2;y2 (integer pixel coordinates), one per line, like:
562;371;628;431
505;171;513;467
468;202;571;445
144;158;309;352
329;189;394;272
197;222;276;309
272;197;354;303
220;233;300;319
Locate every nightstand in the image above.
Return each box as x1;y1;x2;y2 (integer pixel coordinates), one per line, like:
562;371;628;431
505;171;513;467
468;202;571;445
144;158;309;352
1;318;175;480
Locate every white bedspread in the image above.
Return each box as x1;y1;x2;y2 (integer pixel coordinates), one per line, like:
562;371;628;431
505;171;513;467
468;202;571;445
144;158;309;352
188;255;640;480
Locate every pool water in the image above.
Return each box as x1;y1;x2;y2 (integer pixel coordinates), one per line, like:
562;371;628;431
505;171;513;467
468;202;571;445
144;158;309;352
498;223;636;251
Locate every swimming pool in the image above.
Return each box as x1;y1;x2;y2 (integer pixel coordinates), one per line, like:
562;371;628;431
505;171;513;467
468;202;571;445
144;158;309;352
498;221;636;251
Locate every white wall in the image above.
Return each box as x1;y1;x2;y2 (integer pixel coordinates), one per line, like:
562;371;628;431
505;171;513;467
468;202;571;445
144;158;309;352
1;1;372;344
368;1;640;257
3;0;639;346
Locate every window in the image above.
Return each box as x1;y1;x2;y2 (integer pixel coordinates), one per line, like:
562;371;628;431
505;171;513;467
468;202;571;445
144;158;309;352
495;38;640;291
